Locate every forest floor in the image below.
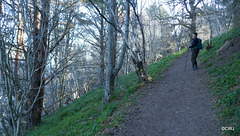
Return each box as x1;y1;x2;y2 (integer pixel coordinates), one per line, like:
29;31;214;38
115;51;221;136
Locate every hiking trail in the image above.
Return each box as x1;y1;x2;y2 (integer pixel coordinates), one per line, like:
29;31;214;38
116;51;220;136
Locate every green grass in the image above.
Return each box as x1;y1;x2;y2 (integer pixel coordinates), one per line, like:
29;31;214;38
26;26;240;136
26;49;186;136
198;26;240;136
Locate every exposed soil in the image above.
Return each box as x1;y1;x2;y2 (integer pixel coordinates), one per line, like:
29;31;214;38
114;51;221;136
217;36;240;58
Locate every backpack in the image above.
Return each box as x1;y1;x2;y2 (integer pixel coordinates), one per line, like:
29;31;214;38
197;38;202;49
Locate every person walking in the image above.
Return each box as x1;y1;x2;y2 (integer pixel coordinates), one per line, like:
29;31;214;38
188;32;200;70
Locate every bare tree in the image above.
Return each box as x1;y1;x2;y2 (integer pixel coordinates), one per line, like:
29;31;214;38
0;0;75;134
104;0;130;102
77;1;106;86
129;0;149;83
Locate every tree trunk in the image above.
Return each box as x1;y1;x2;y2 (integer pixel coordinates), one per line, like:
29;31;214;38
0;3;9;134
232;0;240;27
148;14;153;64
105;0;130;103
152;1;156;63
15;4;24;101
189;0;196;42
124;50;128;75
58;12;71;107
208;17;212;45
100;5;105;86
131;0;149;83
105;0;116;103
26;0;49;128
139;20;148;82
15;27;24;76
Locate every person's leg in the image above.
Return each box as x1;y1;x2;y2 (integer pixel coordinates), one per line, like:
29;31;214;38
191;48;198;69
191;49;195;68
195;49;200;68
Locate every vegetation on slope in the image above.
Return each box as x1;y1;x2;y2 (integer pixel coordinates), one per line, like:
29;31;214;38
199;26;240;136
26;27;240;136
26;49;186;135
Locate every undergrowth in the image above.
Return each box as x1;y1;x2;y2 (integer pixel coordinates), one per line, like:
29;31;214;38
198;26;240;136
26;49;186;135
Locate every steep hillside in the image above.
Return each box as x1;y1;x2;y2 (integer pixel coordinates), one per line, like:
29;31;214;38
26;27;240;136
198;26;240;135
26;50;186;135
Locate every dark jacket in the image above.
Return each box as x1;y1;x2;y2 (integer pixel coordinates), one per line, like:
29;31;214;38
189;37;198;48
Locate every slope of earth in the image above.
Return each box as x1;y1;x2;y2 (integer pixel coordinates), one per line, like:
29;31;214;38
26;49;186;135
199;27;240;136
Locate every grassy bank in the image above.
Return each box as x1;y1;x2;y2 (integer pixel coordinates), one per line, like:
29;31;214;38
198;26;240;136
26;49;186;135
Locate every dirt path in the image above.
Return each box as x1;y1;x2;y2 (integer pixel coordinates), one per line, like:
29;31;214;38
116;51;220;136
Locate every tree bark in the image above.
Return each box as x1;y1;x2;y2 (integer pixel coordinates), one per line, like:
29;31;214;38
112;0;130;77
232;0;240;27
26;0;50;128
208;17;212;45
131;0;149;83
105;0;116;103
183;0;198;43
99;4;105;86
15;12;24;77
189;0;196;41
105;0;130;103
